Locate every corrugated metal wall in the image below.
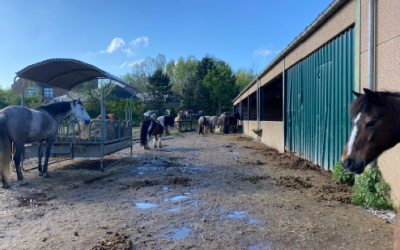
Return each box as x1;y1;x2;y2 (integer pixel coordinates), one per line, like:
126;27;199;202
285;27;355;170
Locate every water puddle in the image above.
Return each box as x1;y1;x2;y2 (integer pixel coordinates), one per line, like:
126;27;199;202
164;147;199;153
164;195;188;202
16;193;52;208
225;211;246;218
249;219;259;224
167;208;180;212
170;227;190;240
136;203;157;209
248;242;272;250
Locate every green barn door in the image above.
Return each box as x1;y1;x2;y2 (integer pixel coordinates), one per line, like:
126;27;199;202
285;27;355;170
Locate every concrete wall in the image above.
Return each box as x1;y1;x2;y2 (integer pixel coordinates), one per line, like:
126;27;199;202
360;0;400;208
242;120;284;153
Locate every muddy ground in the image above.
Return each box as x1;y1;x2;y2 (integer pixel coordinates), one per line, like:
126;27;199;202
0;131;394;250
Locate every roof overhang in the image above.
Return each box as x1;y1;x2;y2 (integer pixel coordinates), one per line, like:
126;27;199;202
15;58;138;95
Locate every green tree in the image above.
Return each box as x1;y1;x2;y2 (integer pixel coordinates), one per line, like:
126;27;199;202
147;69;172;116
235;67;257;92
181;56;214;112
203;60;237;114
166;55;198;95
122;53;166;94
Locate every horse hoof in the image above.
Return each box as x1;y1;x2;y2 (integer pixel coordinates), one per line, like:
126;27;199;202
43;172;50;178
38;171;43;176
19;179;26;186
2;183;10;189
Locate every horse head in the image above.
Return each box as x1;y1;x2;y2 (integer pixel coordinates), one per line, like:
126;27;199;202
165;115;175;128
341;88;400;174
71;98;90;125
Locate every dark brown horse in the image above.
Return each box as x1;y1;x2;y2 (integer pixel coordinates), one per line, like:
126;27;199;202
140;116;175;150
96;113;119;122
341;88;400;250
223;112;240;134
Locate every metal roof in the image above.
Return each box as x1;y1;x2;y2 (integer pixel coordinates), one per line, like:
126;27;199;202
15;58;138;95
232;0;348;102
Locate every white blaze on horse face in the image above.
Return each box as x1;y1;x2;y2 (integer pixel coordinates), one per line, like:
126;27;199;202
347;112;362;156
157;116;165;127
72;102;90;125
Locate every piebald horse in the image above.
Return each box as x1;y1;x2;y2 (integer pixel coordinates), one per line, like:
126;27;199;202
340;89;400;250
210;115;225;132
223;112;240;134
140;116;175;149
198;116;211;134
0;100;90;188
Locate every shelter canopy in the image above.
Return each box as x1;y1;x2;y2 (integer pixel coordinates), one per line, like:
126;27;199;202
15;58;138;95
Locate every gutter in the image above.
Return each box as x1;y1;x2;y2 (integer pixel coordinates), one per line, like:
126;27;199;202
233;0;349;102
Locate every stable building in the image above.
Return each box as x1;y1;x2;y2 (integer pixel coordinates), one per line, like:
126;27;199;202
233;0;400;207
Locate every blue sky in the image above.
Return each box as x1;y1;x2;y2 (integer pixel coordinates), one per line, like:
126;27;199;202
0;0;332;89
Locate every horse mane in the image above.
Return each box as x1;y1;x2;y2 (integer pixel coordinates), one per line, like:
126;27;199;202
350;91;400;119
35;101;73;117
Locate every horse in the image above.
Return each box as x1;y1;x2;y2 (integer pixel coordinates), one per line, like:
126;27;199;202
175;111;183;130
223;112;240;134
0;99;90;188
198;116;211;134
210;115;225;132
340;88;400;250
203;116;214;133
96;113;119;122
139;116;175;150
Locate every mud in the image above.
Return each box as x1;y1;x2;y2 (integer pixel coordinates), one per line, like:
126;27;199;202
0;131;394;250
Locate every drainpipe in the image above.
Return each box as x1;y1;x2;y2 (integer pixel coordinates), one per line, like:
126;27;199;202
256;78;260;129
368;0;376;168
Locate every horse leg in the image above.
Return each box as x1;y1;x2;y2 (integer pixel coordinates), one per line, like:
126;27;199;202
42;139;54;178
14;144;25;185
158;134;163;148
233;125;237;133
37;142;44;176
145;134;151;149
153;135;158;148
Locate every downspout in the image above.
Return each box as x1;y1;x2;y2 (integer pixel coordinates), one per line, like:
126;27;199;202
14;76;24;106
256;78;260;129
368;0;376;168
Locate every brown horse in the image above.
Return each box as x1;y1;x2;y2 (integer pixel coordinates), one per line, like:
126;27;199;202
96;113;119;122
341;88;400;250
223;112;240;134
139;116;175;149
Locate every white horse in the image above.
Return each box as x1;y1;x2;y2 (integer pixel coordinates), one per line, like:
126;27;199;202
209;114;225;132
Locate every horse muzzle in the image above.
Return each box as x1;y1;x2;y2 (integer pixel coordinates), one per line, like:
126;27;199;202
83;119;90;125
341;158;365;174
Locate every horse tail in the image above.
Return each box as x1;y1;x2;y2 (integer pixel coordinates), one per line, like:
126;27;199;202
223;116;229;134
198;117;204;134
140;120;151;146
0;115;11;188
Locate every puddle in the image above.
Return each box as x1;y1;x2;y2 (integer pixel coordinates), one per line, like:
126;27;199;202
167;208;180;212
164;147;199;153
136;203;157;209
16;193;52;208
249;219;259;224
170;227;190;240
225;211;246;218
164;195;188;202
248;242;272;250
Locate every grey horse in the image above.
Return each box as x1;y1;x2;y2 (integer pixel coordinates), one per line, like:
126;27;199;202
0;99;90;188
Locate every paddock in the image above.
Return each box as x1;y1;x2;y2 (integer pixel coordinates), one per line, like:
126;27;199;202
0;131;393;249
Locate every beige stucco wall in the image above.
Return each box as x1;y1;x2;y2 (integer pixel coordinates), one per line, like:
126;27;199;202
242;121;284;153
260;61;284;87
360;0;400;208
285;0;356;69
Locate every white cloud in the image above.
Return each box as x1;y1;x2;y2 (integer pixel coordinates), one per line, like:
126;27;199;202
123;37;149;57
254;48;280;57
119;59;145;68
105;37;125;53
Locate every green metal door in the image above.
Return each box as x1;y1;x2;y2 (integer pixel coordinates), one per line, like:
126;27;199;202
285;27;355;170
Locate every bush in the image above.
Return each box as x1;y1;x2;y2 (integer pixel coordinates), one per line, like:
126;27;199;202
351;166;393;209
170;107;178;118
332;161;355;186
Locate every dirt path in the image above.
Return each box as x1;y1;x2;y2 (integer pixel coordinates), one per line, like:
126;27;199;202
0;131;394;250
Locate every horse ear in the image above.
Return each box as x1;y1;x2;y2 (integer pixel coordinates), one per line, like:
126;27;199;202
363;88;381;103
351;90;361;98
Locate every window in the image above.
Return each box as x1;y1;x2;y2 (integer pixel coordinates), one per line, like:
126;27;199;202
27;87;39;96
44;88;53;98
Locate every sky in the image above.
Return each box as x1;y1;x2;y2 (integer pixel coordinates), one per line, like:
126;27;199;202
0;0;333;89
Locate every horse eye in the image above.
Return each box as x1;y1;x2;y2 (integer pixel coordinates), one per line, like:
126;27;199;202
366;121;376;128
